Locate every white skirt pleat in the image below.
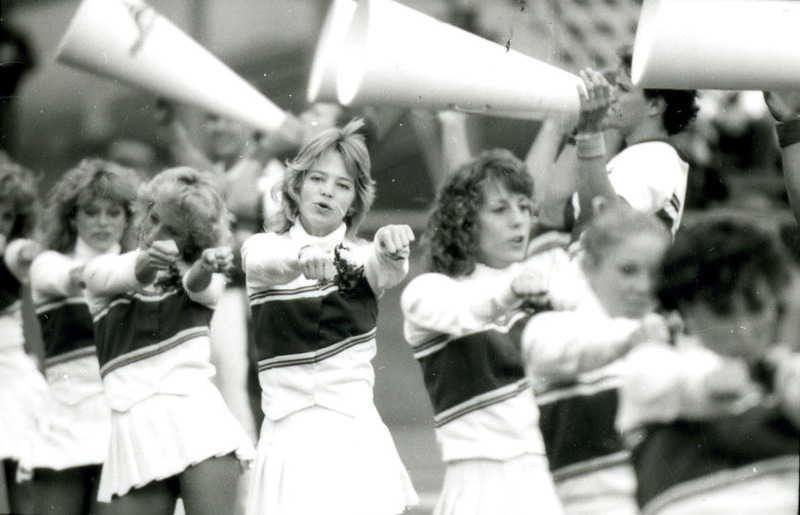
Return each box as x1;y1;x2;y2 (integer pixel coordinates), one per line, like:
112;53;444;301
27;391;111;471
97;381;255;502
434;454;564;515
0;347;47;465
246;405;418;515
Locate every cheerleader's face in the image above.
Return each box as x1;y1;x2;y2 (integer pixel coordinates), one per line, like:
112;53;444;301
297;149;356;237
74;198;127;253
685;278;780;363
0;200;15;240
141;197;189;254
474;181;532;270
585;231;668;319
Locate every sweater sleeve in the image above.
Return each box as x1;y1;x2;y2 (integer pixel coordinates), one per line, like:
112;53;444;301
241;232;303;290
616;343;761;434
183;271;225;308
83;250;143;317
522;310;638;384
29;251;82;303
362;242;409;297
401;272;521;344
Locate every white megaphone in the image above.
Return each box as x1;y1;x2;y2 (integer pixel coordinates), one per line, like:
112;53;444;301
56;0;286;133
632;0;800;91
307;0;357;103
334;0;581;121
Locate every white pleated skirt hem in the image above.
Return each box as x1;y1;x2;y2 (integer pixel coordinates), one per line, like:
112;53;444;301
26;392;111;471
434;454;564;515
246;405;418;515
0;349;47;463
97;382;255;502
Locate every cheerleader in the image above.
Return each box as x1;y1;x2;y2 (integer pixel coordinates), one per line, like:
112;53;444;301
241;118;418;515
618;218;799;515
0;162;47;514
83;167;254;515
522;205;671;514
401;149;571;515
28;159;139;514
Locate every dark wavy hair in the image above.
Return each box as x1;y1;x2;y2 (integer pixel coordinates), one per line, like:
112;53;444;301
271;118;375;238
41;158;140;253
425;148;533;277
137;167;233;263
657;218;791;315
618;46;699;135
0;162;39;240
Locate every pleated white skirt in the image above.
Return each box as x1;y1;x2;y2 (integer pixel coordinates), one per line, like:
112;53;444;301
434;454;564;515
0;344;47;465
246;405;418;515
27;390;110;471
97;381;255;502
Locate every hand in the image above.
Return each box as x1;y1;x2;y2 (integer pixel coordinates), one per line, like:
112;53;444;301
763;91;800;122
510;268;549;302
375;224;415;261
16;239;44;271
627;313;670;349
143;240;180;271
703;359;758;408
200;247;234;274
298;245;335;282
68;264;86;289
576;68;613;133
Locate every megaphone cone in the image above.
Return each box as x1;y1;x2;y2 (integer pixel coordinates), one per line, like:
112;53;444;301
334;0;581;120
307;0;357;104
56;0;286;133
632;0;800;90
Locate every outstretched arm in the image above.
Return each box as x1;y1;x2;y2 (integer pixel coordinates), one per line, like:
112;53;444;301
764;91;800;226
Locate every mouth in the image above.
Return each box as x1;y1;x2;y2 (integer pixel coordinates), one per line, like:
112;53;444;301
314;201;332;211
509;235;526;246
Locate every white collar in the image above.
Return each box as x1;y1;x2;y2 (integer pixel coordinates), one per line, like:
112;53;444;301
289;220;347;247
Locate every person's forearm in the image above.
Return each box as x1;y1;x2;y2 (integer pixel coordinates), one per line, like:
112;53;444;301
576;132;617;221
781;141;800;225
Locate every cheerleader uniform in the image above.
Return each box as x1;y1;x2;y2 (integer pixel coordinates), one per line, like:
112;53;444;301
523;289;641;515
241;222;418;515
83;250;254;502
401;251;576;515
26;239;114;474
0;239;47;476
618;339;800;515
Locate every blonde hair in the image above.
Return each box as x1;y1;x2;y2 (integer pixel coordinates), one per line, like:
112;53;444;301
271;118;375;238
137;167;232;262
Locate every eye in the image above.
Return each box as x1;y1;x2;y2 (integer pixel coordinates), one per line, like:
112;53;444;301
336;181;353;191
107;206;124;218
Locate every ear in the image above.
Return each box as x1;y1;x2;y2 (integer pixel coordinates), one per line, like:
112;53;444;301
346;207;356;217
647;96;666;118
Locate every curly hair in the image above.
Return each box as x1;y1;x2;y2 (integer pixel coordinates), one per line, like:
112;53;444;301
41;158;140;253
618;46;699;135
657;218;792;315
272;118;375;238
0;161;39;240
425;148;533;277
580;204;670;271
137;167;232;263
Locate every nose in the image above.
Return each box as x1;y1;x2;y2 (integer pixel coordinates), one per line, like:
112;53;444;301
508;204;527;227
631;272;653;296
320;178;335;197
